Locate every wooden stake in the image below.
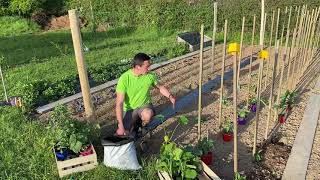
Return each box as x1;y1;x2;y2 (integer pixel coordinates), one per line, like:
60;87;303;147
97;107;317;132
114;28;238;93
273;27;290;123
264;11;275;90
218;20;228;127
247;15;256;106
232;52;238;174
283;7;292;87
265;40;279;139
68;10;96;121
253;57;263;155
260;0;265;46
237;16;245;86
292;6;306;88
0;64;8;102
198;25;204;140
287;28;297;90
253;0;266;156
212;2;217;73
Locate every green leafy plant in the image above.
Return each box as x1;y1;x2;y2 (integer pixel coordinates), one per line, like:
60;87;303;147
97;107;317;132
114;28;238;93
235;172;247;180
222;96;231;107
51;105;96;154
195;137;214;156
238;107;250;118
157;116;202;179
221;119;233;134
275;90;297;110
254;150;262;162
248;97;257;105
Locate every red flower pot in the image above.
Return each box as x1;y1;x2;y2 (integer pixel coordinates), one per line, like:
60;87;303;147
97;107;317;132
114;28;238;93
201;152;213;165
80;145;93;156
278;114;286;124
222;133;233;142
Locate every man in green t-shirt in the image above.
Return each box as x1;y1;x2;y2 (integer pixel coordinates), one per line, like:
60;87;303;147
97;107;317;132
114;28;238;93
115;53;176;136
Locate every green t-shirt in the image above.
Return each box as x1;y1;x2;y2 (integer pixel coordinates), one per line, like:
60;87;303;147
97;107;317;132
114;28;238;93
116;69;158;111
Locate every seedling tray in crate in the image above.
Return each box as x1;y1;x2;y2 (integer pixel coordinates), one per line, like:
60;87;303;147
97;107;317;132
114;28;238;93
54;145;98;178
158;160;221;180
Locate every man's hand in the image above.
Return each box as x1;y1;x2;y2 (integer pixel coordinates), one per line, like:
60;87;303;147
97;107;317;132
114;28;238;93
116;124;129;136
116;127;127;136
169;95;176;109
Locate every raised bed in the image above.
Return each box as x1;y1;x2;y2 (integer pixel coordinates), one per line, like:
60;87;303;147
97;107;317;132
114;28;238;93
158;161;220;180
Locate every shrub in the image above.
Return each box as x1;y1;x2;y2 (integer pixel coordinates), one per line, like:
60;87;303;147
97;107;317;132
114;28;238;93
0;16;40;36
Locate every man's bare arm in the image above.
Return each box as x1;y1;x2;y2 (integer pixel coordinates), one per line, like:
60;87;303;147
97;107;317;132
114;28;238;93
156;83;176;108
116;92;126;135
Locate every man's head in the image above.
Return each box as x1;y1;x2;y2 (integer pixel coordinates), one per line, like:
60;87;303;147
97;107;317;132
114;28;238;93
132;53;151;75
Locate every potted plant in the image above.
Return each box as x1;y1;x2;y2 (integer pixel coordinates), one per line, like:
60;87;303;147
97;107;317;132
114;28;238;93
237;107;250;125
248;97;257;112
196;137;214;165
278;112;286;124
221;119;233;142
279;90;297;114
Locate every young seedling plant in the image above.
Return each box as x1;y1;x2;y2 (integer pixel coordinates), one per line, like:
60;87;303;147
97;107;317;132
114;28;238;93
237;107;250;125
221;118;233;142
157;116;202;179
195;137;214;165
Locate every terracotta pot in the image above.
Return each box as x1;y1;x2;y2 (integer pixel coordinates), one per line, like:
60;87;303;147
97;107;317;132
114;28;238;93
80;145;93;156
222;133;233;142
201;152;213;165
279;114;286;124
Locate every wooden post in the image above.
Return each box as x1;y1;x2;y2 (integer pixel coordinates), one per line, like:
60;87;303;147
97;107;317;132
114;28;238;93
265;40;279;139
0;64;8;102
247;15;256;106
232;51;238;174
273;8;281;75
198;25;204;140
68;10;96;121
237;16;245;86
212;2;217;73
218;20;228;127
264;11;275;90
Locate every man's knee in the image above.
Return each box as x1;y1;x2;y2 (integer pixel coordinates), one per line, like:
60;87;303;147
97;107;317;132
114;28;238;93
141;108;154;125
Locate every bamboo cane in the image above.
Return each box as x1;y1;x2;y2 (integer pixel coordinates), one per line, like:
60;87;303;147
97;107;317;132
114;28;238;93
264;11;275;90
247;15;256;106
212;2;217;73
232;52;238;174
237;16;245;87
198;24;204;140
0;64;8;102
218;20;228;127
265;40;279;139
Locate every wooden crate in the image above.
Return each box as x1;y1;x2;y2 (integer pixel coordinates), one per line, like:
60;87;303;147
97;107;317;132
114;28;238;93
54;145;98;178
158;160;221;180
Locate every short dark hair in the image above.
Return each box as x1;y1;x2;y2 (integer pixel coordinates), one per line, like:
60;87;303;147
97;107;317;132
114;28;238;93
132;53;150;67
